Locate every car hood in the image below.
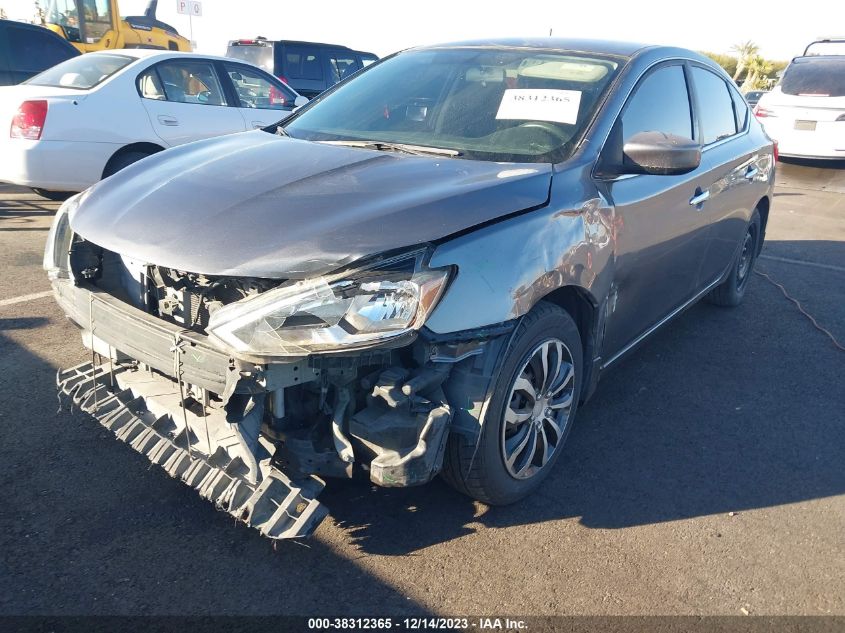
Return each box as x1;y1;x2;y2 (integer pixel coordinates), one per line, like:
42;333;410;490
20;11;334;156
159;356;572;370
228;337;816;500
70;131;552;278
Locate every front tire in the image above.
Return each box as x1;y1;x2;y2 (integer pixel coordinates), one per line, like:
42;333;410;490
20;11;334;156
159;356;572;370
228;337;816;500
442;302;583;505
706;209;761;307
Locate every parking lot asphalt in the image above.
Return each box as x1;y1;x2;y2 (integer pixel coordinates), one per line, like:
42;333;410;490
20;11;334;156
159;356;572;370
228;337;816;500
0;160;843;617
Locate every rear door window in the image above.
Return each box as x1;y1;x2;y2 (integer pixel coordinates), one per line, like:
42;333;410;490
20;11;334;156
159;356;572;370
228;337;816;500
780;58;845;97
155;60;228;105
7;25;77;73
621;64;693;142
284;46;324;80
690;66;737;145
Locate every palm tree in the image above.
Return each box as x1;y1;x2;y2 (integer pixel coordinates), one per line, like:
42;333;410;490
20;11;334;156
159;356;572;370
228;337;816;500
743;56;774;91
731;40;760;82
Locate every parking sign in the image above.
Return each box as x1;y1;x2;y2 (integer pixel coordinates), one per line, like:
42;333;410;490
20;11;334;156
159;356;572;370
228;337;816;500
177;0;202;16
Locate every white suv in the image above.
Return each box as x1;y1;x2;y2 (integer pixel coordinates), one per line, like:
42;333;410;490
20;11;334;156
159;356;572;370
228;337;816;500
754;52;845;159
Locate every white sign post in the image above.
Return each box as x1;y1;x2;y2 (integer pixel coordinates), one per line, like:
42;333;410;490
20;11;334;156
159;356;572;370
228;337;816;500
176;1;202;50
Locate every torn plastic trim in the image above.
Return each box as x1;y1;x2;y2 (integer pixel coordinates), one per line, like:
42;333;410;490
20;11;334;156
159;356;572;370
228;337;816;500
438;316;525;442
57;361;328;540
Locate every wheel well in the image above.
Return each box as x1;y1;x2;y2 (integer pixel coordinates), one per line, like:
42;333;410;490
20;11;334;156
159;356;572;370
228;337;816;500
538;285;597;397
102;142;164;179
756;196;770;253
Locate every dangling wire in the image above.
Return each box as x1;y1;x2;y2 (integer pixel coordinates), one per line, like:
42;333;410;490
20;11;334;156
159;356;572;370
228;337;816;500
171;333;193;459
755;269;845;352
88;295;99;413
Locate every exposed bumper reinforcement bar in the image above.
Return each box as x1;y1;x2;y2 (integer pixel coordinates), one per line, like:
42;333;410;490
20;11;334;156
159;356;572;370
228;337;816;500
57;361;329;540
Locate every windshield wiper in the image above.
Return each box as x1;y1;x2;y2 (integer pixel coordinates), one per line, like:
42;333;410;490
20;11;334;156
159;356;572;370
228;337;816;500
319;140;462;157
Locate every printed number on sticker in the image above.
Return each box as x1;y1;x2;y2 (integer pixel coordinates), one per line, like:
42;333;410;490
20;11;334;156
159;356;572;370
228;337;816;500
495;89;582;125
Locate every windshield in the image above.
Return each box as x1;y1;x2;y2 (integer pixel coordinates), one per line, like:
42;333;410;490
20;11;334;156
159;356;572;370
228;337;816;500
781;58;845;97
284;47;622;163
25;53;133;90
227;42;275;73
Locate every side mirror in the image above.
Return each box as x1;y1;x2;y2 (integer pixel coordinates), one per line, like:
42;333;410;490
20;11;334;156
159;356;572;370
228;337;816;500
622;131;701;176
294;95;309;108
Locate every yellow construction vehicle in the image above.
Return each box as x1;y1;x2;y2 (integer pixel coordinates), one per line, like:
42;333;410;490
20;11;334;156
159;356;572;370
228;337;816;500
43;0;190;53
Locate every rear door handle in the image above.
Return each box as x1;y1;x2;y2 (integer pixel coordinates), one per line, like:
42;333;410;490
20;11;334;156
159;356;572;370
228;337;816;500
250;121;265;129
744;166;759;180
689;188;710;206
157;115;179;126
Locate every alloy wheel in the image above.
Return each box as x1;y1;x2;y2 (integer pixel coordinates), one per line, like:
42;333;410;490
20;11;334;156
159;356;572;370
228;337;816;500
501;338;576;480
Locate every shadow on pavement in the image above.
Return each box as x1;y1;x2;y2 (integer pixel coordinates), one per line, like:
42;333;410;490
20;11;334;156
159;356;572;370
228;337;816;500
0;317;50;330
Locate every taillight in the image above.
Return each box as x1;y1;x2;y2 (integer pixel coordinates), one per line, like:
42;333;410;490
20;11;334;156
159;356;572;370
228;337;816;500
773;140;779;162
10;100;48;140
753;105;777;118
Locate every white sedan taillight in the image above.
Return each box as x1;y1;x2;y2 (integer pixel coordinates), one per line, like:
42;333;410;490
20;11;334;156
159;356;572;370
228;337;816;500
753;105;778;118
10;100;48;140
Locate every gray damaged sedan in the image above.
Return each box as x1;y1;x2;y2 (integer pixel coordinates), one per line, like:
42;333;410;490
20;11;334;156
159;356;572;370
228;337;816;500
45;39;775;539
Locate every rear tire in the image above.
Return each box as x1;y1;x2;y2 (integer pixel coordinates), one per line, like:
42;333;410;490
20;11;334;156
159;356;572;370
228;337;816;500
30;188;74;202
103;150;153;178
442;301;583;505
706;209;761;307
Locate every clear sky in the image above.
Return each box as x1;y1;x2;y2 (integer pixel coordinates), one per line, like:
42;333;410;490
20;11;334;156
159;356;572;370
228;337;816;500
2;0;842;61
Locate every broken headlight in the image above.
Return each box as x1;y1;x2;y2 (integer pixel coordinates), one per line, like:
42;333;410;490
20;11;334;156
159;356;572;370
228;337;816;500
207;251;451;357
43;193;82;279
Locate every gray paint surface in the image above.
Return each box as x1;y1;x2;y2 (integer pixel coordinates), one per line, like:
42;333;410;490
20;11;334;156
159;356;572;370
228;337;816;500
70;131;551;278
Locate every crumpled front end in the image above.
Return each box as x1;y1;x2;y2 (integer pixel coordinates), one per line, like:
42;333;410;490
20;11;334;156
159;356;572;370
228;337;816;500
45;199;501;540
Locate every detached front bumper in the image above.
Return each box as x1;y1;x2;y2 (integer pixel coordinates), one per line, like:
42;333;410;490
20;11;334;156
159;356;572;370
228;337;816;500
53;278;329;539
57;360;328;539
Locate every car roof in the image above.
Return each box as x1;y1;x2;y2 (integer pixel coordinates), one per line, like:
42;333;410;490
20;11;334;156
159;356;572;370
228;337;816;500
791;54;845;61
414;37;653;58
229;38;358;50
90;49;242;63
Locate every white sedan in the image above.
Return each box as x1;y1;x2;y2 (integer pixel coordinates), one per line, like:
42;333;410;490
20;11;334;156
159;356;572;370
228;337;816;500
0;49;307;199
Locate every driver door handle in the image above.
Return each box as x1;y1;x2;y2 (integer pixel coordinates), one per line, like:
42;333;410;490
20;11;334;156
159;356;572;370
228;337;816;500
157;115;179;126
689;188;710;206
251;121;265;129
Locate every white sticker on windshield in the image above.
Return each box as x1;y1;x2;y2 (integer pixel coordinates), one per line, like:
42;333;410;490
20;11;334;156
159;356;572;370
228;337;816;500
495;89;582;125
